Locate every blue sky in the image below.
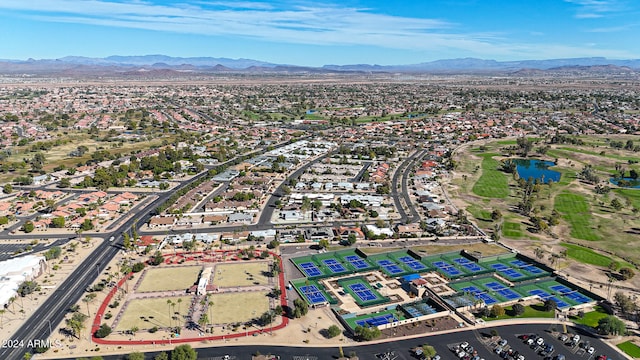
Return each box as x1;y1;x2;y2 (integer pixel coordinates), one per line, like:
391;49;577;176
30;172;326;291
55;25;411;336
1;0;639;66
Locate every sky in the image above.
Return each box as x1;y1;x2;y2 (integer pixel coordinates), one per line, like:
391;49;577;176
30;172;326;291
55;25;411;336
0;0;639;66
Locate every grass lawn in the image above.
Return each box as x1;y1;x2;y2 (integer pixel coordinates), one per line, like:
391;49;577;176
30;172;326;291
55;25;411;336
411;243;511;257
472;154;509;198
115;295;192;331
213;261;270;287
482;304;555;321
209;291;270;324
466;204;492;222
569;306;609;328
136;266;202;292
560;243;618;268
502;221;523;238
554;193;601;241
617;341;640;358
615;188;640;210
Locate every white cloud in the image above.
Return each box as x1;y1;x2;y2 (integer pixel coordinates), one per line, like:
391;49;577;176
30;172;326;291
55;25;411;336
565;0;624;18
1;0;637;60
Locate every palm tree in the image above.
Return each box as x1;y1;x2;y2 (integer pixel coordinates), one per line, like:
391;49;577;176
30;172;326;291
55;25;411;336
534;247;544;260
208;300;214;326
0;309;5;328
166;300;174;327
177;298;183;315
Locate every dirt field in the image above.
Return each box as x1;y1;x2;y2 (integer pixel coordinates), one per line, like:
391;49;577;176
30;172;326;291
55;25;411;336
136;266;202;292
213;262;269;287
115;295;193;331
208;291;270;324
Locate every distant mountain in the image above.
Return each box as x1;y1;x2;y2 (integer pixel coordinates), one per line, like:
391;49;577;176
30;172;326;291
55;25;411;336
0;55;639;76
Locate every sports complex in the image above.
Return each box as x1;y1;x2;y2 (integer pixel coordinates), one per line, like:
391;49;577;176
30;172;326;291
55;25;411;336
289;247;599;334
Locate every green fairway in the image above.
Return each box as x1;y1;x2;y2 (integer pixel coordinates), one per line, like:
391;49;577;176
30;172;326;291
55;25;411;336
569;306;608;328
472;154;509;198
617;341;640;358
466;204;492;222
615;188;640;210
502;221;523;238
560;243;615;268
554;193;601;241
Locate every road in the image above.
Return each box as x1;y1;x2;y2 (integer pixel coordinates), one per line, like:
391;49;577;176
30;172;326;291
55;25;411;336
391;149;425;224
93;323;627;360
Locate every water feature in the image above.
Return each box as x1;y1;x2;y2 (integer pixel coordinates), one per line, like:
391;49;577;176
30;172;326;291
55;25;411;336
610;177;640;188
514;159;561;183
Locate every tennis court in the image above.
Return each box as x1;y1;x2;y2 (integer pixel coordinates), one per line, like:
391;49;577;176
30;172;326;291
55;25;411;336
528;289;570;308
432;260;463;277
453;257;484;272
547;284;592;304
338;276;389;307
490;263;525;280
348;283;378;302
483;281;521;300
398;256;427;271
461;285;498;305
355;313;398;327
299;262;322;277
377;259;405;275
299;284;328;304
322;258;348;274
344;254;371;270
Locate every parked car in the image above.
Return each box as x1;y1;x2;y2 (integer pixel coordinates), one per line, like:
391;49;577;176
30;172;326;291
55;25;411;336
588;347;595;355
499;339;508;347
461;342;470;349
536;337;545;346
559;334;568;343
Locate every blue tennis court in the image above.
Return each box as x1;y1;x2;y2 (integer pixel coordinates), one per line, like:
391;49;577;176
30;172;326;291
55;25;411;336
550;285;572;294
510;259;529;267
345;255;370;270
398;256;427;271
453;258;483;272
485;281;506;291
528;289;570;308
299;285;327;304
433;260;462;276
377;259;404;275
348;283;378;302
564;291;591;304
502;269;524;279
497;288;521;300
462;285;497;305
521;265;544;274
323;259;347;273
299;262;322;277
356;313;397;327
491;263;509;271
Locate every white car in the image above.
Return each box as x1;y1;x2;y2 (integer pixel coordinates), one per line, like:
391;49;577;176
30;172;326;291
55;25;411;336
536;337;545;346
572;335;581;343
461;342;469;349
588;347;595;355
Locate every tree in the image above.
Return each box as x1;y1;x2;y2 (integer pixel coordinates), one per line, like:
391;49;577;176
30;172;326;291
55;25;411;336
127;352;145;360
132;262;145;273
611;198;623;211
154;353;169;360
597;315;626;336
534;247;544;260
31;152;46;172
421;344;437;359
22;221;35;233
58;177;71;188
51;216;65;228
347;233;357;245
491;209;502;221
94;323;112;338
318;239;329;249
81;218;94;231
619;267;635;280
171;344;197;360
512;303;525;316
327;324;341;338
2;184;12;194
543;299;558;311
66;312;88;339
353;325;381;341
490;304;505;317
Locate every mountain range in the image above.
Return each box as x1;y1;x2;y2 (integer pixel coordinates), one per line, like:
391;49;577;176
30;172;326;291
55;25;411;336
1;55;639;75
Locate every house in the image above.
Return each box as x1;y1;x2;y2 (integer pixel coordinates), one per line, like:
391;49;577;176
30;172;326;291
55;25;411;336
397;223;423;236
227;212;253;224
220;231;250;244
175;216;202;227
203;215;227;224
424;218;447;233
148;216;176;228
250;229;276;241
363;224;394;238
279;229;305;242
194;233;217;244
280;210;303;221
334;226;365;240
304;227;333;241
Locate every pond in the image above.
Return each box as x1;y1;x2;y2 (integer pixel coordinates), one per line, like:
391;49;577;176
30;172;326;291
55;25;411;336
515;159;561;184
609;177;640;189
